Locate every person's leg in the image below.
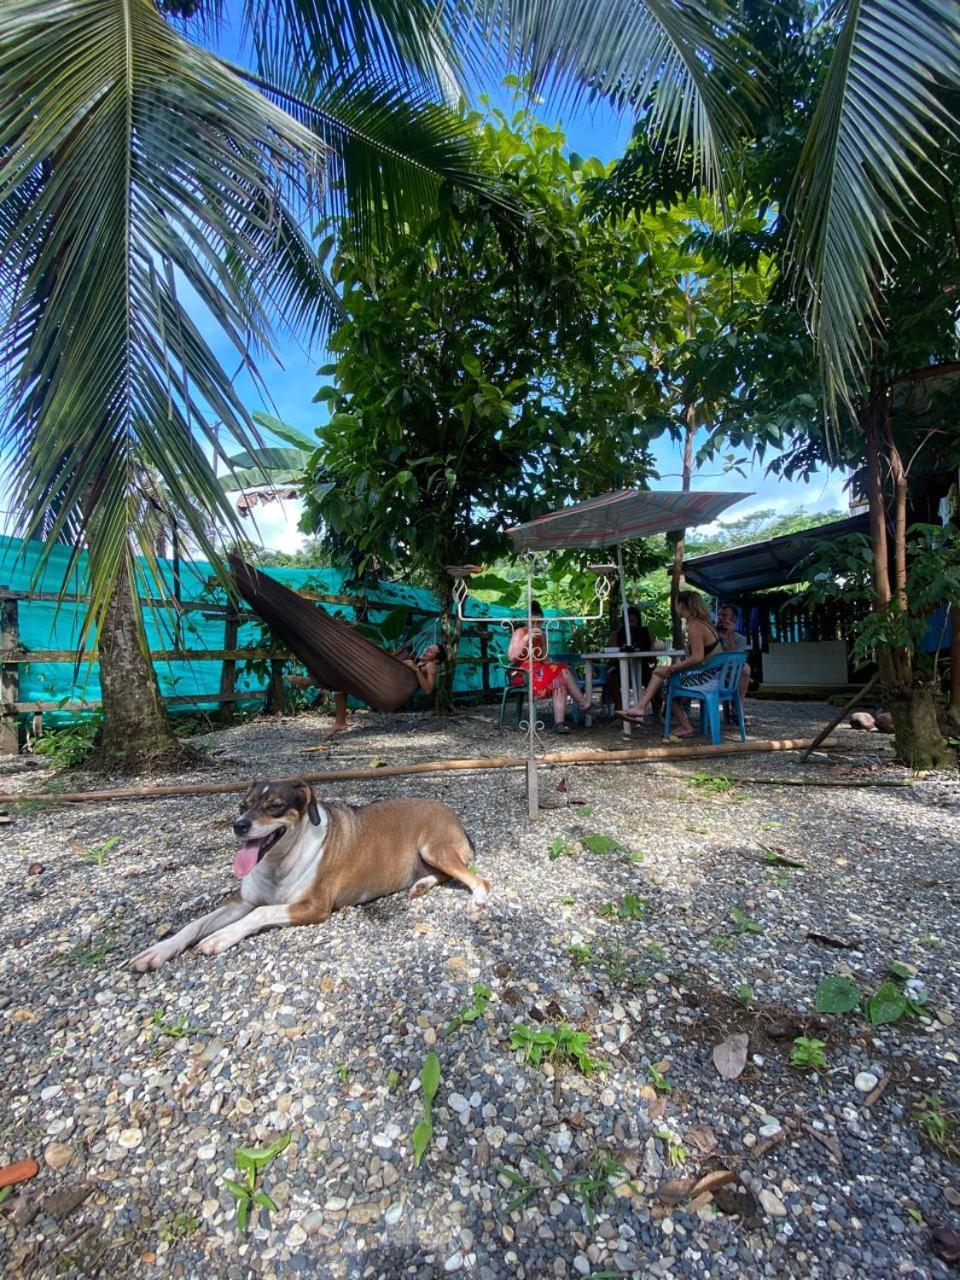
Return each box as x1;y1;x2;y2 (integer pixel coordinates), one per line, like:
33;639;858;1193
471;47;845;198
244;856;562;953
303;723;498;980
552;684;568;727
562;667;590;711
325;690;349;736
618;669;665;718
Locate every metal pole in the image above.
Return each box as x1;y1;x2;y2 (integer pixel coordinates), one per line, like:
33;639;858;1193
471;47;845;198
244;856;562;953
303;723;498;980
525;559;539;819
616;543;632;644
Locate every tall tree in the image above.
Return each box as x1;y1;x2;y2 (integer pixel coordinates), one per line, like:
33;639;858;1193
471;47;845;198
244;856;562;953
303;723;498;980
301;100;662;703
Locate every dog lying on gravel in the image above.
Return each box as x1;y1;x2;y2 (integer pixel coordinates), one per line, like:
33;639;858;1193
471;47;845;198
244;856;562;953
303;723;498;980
130;780;490;971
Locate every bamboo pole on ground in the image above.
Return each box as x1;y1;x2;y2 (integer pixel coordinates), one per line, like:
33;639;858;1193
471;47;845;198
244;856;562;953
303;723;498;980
0;736;843;806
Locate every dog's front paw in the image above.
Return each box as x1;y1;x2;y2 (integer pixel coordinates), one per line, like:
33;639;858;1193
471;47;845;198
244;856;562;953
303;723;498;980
130;942;174;972
195;930;234;957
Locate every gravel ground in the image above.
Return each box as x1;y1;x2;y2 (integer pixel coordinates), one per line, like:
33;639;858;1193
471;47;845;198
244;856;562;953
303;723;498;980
0;699;958;1279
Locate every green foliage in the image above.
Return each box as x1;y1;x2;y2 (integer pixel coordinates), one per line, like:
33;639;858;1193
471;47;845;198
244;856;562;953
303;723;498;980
690;773;735;794
790;1036;828;1072
411;1051;441;1167
59;931;117;967
548;835;577;861
737;984;754;1007
150;1009;213;1042
33;719;101;769
730;908;763;935
446;984;492;1035
814;976;861;1015
223;1134;290;1235
301;95;660;592
81;836;120;868
864;980;914;1026
498;1147;628;1224
647;1063;671;1093
915;1094;959;1156
599;893;647;921
760;846;806;869
580;834;623;856
509;1022;604;1076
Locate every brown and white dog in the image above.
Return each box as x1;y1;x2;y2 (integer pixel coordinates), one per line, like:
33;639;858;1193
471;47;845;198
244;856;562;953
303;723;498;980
130;781;490;971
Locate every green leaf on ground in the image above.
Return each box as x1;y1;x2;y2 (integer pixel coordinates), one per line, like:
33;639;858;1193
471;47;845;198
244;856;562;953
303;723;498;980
814;975;861;1014
865;981;909;1026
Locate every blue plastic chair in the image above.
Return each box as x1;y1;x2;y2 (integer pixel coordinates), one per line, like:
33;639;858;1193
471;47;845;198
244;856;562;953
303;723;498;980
663;652;747;745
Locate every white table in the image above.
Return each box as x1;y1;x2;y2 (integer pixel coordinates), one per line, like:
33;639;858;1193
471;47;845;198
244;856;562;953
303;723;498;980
581;649;685;736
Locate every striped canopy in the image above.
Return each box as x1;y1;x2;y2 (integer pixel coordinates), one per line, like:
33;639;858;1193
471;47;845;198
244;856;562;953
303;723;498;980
507;489;752;551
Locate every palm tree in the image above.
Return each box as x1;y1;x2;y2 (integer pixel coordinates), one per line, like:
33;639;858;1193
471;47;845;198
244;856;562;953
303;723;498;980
0;0;743;768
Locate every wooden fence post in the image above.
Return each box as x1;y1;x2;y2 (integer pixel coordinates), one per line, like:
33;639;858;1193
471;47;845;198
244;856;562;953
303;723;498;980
218;613;239;727
0;591;20;755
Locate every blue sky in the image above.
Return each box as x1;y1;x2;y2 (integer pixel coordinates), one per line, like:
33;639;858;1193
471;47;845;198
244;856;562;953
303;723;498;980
203;17;849;553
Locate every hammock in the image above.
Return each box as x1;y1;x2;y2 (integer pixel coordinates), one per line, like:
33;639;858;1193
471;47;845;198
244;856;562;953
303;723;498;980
229;555;420;712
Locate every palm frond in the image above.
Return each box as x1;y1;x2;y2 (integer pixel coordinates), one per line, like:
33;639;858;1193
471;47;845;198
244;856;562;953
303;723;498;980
0;0;332;632
244;0;465;101
463;0;755;184
791;0;960;413
229;61;504;251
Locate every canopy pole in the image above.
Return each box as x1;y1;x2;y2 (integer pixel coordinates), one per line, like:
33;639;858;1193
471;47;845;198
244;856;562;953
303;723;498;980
617;543;632;646
524;553;539;819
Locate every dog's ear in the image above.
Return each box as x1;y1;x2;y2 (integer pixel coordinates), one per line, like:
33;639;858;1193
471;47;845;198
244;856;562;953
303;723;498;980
296;781;322;826
307;786;322;827
241;780;261;810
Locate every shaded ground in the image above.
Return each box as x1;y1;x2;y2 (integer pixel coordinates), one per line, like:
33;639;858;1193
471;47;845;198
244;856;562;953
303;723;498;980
0;700;957;1279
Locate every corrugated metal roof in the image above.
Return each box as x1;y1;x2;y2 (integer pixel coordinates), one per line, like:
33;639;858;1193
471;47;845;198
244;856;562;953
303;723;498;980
682;513;871;598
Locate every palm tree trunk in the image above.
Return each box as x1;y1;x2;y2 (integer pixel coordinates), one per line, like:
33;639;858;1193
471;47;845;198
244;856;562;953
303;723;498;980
96;561;181;772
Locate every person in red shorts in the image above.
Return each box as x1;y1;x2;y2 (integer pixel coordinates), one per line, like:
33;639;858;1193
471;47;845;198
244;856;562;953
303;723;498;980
507;600;591;734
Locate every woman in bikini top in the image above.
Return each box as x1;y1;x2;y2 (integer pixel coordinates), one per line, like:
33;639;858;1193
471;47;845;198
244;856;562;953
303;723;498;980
614;589;722;732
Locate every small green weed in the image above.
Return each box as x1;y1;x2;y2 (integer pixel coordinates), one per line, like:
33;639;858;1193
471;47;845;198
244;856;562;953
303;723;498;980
81;835;120;867
150;1009;213;1042
713;933;734;952
333;1065;350;1083
386;1069;400;1090
59;931;117;967
759;845;805;869
223;1134;290;1234
647;1063;671;1093
33;718;100;769
656;1128;687;1167
914;1094;959;1156
581;833;623;856
560;893;577;906
159;1213;199;1243
790;1036;828;1072
736;984;754;1007
446;984;492;1035
568;942;598;967
411;1051;441;1167
599;893;647;921
498;1148;628;1223
730;907;763;935
645;941;667;962
548;836;576;861
509;1023;603;1076
628;850;645;864
690;772;735;793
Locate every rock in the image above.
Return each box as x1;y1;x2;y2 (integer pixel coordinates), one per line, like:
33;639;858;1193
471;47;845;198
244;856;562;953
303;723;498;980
301;1210;326;1235
759;1189;787;1218
286;1224;308;1247
384;1203;402;1225
118;1129;142;1150
43;1143;73;1171
758;1123;782;1139
854;1072;879;1093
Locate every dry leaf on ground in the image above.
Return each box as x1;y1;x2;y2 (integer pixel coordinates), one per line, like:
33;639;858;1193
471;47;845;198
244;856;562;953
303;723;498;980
712;1033;749;1080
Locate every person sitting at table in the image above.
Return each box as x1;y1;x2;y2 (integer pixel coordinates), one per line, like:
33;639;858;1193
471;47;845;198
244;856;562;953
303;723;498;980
605;605;658;711
508;600;592;735
717;603;751;704
614;589;722;737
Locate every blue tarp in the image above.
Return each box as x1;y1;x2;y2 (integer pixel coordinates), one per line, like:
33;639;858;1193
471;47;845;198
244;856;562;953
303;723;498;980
0;536;534;722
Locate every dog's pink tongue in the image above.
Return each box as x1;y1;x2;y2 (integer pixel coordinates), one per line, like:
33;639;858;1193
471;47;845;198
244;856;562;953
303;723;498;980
232;842;260;878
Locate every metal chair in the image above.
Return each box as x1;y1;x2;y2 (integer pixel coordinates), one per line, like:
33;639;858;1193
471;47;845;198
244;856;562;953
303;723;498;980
663;652;747;745
498;665;531;727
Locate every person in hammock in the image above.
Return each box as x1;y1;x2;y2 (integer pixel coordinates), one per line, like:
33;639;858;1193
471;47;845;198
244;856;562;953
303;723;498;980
301;641;447;735
507;600;592;735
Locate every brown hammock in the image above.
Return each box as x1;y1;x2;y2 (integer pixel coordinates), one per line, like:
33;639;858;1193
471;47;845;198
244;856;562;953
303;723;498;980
229;555;420;712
